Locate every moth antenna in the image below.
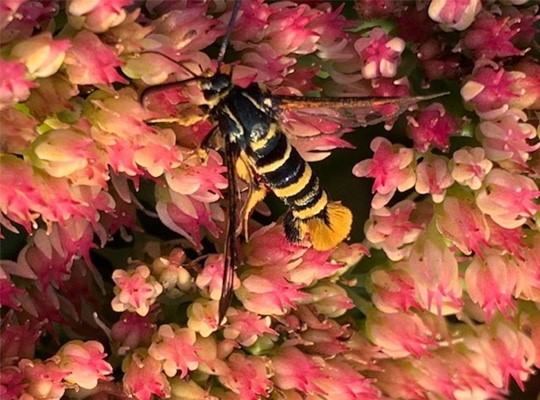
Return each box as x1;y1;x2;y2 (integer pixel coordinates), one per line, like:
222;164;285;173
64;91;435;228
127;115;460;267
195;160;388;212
140;50;199;78
139;76;206;106
216;0;241;65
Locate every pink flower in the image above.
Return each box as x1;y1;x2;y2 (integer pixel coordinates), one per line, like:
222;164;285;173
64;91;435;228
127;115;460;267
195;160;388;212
152;251;193;297
296;311;350;356
122;51;188;86
466;321;535;390
365;200;424;261
111;312;157;354
219;352;272;400
462;12;524;60
313;360;380;400
435;196;489;256
0;317;42;362
407;103;458;152
169;379;208;400
23;74;78;120
0;275;23;310
353;137;416;209
450;147;493;190
366;310;439;357
406;234;463;315
476;169;540;229
310;3;352;57
372;359;425;399
417;38;462;81
465;251;519;320
132;131;186;178
223;309;277;347
86;88;157;143
0;59;35;109
67;0;133;33
461;66;519;119
15;218;97;288
428;0;482;31
331;243;370;270
511;60;540;111
415;156;454;203
192;335;230;377
243;224;306;267
19;358;67;400
0;155;114;233
0;365;25;400
150;5;222;55
515;235;540;302
165;151;227;202
272;347;325;395
225;0;270;45
309;283;354;318
11;32;71;78
147;324;200;378
0;106;38;154
195;255;238;302
265;4;319;56
485;216;525;258
506;6;540;48
0;0;57;45
354;27;405;79
111;265;163;317
288;248;344;286
187;299;220;337
241;43;296;85
371;268;421;313
56;340;113;389
236;266;308;316
156;191;221;250
122;350;171;400
64;30;127;85
476;108;539;169
29;128;107;186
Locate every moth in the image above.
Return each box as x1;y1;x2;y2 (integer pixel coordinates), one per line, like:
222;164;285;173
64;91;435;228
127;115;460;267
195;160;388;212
141;0;445;323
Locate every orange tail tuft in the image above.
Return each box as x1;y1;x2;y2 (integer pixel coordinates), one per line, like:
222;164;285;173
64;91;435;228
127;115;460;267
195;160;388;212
284;202;352;251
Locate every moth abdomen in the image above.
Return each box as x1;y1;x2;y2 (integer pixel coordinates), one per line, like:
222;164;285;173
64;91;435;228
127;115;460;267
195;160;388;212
245;123;351;251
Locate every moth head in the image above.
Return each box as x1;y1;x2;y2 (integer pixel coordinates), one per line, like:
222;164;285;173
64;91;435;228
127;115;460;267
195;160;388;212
202;72;232;102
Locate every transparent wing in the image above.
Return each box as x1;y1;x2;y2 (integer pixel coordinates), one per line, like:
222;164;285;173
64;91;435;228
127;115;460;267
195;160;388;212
274;93;448;161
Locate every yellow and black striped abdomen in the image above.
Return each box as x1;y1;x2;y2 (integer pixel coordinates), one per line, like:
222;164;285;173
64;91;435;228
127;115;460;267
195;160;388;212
247;128;328;222
215;82;352;251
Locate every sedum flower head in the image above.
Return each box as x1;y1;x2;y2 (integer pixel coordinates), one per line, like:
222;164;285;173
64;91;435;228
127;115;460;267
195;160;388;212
1;1;539;399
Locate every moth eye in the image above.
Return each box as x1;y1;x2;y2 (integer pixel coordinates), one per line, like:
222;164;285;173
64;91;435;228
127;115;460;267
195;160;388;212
203;89;218;101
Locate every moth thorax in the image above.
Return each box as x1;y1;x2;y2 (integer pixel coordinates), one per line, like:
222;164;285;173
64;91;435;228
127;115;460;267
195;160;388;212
202;73;232;102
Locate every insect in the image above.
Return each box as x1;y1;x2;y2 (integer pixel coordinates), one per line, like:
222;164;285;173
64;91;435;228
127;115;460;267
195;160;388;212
141;0;446;323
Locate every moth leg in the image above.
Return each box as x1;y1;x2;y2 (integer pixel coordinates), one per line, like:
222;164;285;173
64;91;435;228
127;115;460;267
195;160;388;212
235;154;267;241
201;125;221;150
218;139;239;324
196;125;220;163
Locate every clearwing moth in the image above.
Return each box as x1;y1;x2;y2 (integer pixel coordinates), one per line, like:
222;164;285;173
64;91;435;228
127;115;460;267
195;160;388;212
141;0;447;323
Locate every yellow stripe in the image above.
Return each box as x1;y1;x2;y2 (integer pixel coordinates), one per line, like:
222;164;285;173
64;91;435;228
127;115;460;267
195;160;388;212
222;106;244;141
250;124;277;151
242;92;268;113
292;192;328;219
293;182;319;206
272;164;312;198
256;142;292;174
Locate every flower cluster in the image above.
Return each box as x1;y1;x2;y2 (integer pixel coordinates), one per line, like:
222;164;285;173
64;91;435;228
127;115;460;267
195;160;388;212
1;0;539;399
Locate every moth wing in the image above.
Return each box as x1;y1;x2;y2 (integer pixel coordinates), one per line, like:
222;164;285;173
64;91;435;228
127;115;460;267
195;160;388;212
275;93;447;161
